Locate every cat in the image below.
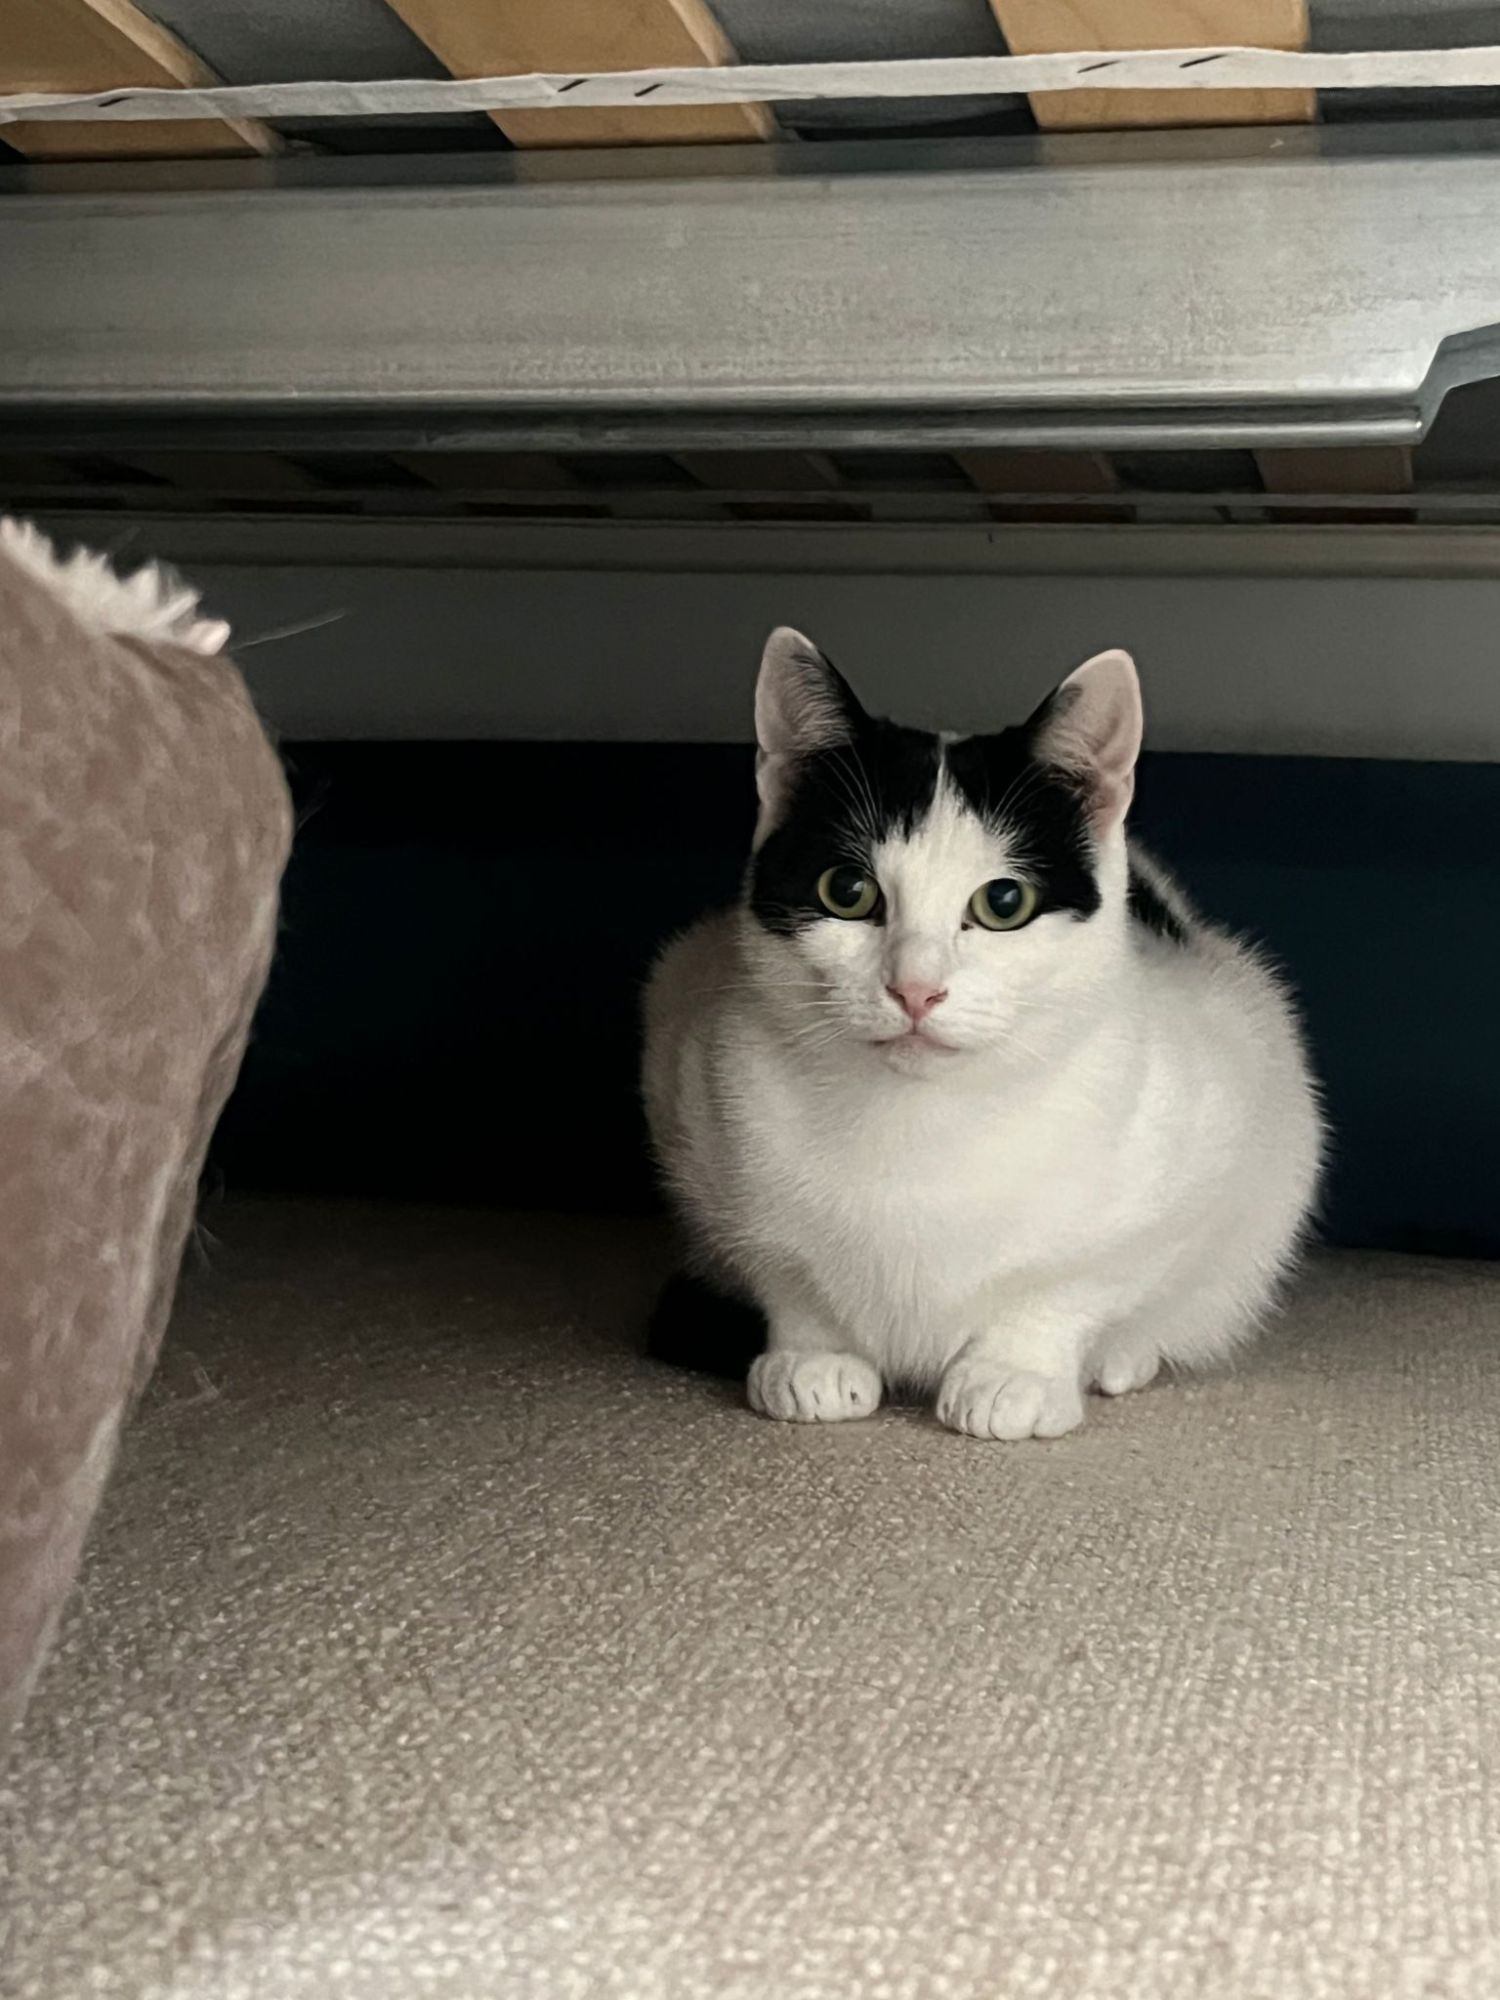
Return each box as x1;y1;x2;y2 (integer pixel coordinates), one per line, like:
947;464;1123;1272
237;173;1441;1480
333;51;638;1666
641;629;1323;1441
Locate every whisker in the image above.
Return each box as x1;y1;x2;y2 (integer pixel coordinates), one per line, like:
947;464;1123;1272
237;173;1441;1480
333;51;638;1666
818;751;880;851
846;743;887;845
234;607;348;650
990;758;1052;832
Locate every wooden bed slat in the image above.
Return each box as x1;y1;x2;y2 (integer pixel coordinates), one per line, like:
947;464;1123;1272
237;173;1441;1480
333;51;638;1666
382;0;772;147
395;453;584;492
988;2;1314;130
0;0;273;159
118;453;326;495
958;450;1120;494
1254;447;1415;493
674;452;841;492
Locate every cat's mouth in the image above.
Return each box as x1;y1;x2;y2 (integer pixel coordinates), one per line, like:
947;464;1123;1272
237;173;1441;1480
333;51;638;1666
871;1027;961;1057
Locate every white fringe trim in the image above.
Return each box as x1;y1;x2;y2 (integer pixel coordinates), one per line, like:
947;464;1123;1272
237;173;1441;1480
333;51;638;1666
0;516;230;657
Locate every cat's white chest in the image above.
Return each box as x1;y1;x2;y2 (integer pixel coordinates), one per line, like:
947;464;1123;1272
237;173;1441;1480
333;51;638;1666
730;1047;1075;1353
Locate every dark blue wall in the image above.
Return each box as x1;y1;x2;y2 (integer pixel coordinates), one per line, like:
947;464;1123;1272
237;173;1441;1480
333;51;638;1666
210;744;1500;1258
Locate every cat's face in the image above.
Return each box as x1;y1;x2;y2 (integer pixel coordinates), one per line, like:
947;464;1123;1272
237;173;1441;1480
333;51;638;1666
745;632;1141;1070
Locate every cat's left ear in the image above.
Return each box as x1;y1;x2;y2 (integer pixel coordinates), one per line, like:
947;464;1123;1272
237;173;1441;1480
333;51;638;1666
753;628;862;846
1028;648;1142;833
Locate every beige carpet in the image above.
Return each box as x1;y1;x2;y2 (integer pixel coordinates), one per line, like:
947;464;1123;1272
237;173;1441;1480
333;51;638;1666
5;1201;1500;2000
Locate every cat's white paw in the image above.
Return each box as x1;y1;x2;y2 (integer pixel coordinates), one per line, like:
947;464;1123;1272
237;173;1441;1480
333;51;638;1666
936;1362;1083;1441
748;1352;882;1424
1095;1344;1161;1398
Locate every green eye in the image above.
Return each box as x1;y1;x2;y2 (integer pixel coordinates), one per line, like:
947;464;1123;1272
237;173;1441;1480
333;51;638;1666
817;865;880;921
970;878;1040;932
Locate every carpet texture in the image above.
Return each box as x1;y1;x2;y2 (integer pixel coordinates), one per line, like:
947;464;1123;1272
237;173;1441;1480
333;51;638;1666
4;1201;1500;1999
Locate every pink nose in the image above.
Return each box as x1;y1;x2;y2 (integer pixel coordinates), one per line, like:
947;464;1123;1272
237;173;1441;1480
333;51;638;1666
887;979;948;1024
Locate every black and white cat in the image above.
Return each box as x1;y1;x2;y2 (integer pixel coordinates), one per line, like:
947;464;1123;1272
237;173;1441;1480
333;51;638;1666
642;630;1322;1441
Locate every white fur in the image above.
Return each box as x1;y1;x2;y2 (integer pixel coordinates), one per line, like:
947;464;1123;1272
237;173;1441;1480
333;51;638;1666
643;639;1323;1442
0;516;229;656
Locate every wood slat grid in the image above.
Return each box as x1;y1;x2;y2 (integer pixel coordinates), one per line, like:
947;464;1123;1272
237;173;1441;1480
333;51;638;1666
0;446;1441;526
988;3;1314;129
0;0;1478;160
0;0;274;158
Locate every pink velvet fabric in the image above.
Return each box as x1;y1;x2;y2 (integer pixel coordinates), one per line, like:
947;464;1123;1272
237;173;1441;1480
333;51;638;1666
0;547;291;1733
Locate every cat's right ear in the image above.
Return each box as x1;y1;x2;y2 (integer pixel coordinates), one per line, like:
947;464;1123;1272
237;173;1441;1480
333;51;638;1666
753;628;860;846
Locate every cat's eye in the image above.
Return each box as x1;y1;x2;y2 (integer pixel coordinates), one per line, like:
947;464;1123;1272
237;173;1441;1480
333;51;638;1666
817;865;880;921
969;878;1040;932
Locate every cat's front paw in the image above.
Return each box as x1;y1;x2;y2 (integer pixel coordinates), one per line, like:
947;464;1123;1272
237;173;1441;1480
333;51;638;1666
936;1361;1083;1442
748;1352;882;1424
1095;1343;1161;1398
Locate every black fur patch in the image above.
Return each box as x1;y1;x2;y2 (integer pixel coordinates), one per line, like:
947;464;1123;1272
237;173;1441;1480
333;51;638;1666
1127;865;1189;944
750;715;942;935
646;1271;766;1379
749;668;1100;934
946;722;1101;923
